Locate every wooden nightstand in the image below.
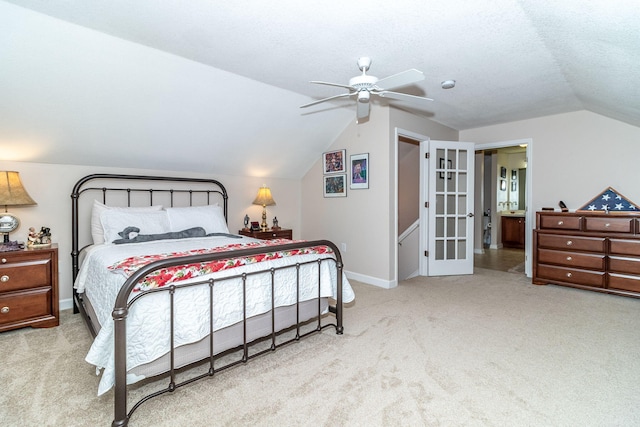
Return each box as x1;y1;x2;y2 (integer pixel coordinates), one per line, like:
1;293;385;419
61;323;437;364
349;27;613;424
0;244;59;332
239;228;293;240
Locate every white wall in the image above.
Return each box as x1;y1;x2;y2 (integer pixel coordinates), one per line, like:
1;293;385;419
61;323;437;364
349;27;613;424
461;111;640;212
301;105;458;288
0;160;301;309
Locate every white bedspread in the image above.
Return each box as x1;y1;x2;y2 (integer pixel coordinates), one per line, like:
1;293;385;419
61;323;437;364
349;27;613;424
74;235;354;396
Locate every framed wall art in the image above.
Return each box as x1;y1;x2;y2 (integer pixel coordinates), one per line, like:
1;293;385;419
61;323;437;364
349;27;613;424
323;149;346;174
350;153;369;189
323;174;347;198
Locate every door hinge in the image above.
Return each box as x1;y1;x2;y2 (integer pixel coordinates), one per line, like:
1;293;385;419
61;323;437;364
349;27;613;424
425;201;429;208
424;250;429;257
425;152;430;159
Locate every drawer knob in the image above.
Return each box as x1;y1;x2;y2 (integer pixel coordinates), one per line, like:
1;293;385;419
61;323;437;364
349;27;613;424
0;275;8;282
0;306;8;314
1;258;5;264
558;220;564;225
566;256;572;261
605;223;611;228
566;272;572;278
566;240;573;246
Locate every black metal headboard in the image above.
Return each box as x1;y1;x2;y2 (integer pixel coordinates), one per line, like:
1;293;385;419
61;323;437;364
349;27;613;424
70;173;228;307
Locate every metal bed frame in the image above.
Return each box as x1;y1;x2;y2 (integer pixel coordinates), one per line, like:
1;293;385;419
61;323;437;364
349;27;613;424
70;174;344;427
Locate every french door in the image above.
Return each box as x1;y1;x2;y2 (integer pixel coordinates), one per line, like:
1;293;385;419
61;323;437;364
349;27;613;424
421;140;475;276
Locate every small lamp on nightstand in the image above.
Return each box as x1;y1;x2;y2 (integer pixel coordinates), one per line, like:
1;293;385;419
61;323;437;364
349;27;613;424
252;185;275;232
0;171;37;244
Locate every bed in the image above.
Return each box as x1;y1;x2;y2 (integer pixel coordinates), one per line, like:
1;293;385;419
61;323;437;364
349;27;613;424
71;173;354;427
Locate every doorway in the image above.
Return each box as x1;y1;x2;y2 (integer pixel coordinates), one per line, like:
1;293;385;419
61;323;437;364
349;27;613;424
474;139;532;276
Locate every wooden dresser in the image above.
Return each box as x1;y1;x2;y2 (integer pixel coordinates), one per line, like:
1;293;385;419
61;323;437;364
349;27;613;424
533;212;640;298
0;245;59;332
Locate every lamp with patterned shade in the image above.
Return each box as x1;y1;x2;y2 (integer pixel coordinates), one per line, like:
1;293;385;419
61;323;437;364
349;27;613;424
0;171;37;244
252;185;275;231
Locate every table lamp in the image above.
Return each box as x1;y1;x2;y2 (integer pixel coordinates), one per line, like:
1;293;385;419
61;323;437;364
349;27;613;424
0;171;37;244
252;185;275;231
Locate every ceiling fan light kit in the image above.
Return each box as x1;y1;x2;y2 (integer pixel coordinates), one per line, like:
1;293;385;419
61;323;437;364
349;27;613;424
300;57;433;122
441;80;456;89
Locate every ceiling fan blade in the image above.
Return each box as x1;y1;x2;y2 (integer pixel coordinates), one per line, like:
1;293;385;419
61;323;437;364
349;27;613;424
300;92;354;108
310;80;355;90
376;90;433;106
374;69;425;91
356;99;370;120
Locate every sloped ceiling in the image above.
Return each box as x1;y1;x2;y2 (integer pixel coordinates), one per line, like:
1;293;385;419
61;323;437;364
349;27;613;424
1;0;639;179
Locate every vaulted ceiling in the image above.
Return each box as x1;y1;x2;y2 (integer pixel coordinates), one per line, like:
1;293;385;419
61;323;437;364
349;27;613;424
2;0;638;179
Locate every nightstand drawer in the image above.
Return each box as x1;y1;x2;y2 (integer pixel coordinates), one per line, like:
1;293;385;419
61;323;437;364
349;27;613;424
0;288;52;326
0;256;52;292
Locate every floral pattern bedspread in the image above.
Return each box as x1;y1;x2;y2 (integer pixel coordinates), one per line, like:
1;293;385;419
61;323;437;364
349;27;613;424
108;239;334;292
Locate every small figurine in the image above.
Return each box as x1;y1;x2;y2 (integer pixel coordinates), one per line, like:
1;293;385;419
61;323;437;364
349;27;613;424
272;216;280;230
27;227;39;247
39;227;51;244
26;226;52;247
243;214;250;231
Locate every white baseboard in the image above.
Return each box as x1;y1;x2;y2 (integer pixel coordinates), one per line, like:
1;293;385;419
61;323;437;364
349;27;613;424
60;298;74;311
345;270;397;289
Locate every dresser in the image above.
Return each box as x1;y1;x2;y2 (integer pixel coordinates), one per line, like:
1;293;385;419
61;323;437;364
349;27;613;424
533;212;640;298
238;228;293;240
0;245;59;332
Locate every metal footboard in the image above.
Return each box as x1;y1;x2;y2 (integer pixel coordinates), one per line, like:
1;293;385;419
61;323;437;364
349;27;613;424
110;240;344;427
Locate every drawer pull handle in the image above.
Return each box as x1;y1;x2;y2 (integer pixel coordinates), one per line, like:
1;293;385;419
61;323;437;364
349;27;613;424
566;256;572;261
1;258;5;264
558;220;564;225
0;306;8;314
566;272;572;278
0;275;8;282
566;240;573;246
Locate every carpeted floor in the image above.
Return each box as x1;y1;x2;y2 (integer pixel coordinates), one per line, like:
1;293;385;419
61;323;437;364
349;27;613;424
2;269;639;426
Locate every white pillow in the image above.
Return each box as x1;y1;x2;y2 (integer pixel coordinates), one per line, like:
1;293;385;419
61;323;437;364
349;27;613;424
165;205;229;235
100;210;170;244
91;200;163;244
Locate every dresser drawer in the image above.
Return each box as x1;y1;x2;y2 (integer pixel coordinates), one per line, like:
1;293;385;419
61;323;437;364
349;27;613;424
608;273;640;293
609;256;640;275
584;216;634;234
537;249;605;270
0;288;52;326
537;264;606;288
0;256;52;292
538;214;581;231
610;239;640;256
536;234;606;252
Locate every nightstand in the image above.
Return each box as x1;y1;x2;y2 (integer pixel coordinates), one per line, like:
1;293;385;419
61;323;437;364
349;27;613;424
0;244;59;332
239;228;293;240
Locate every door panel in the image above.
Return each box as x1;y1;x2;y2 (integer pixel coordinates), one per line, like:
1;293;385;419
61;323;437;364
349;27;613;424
427;141;475;276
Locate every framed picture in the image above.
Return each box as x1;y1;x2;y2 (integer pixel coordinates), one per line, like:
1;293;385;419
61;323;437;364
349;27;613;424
350;153;369;189
323;149;346;174
511;169;517;180
500;166;507;179
250;221;261;231
439;158;452;180
323;174;347;197
500;179;507;191
511;181;517;191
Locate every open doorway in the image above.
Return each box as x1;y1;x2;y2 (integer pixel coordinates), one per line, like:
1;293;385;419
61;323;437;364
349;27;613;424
474;139;532;276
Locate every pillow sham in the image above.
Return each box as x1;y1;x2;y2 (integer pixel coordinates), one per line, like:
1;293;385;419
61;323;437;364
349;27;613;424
100;210;170;244
91;200;163;244
165;204;229;235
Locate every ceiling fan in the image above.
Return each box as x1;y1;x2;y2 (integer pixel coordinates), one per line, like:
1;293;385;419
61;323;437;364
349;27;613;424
300;57;433;123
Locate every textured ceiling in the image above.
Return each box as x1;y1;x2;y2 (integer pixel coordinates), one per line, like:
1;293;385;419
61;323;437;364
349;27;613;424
1;0;639;179
6;0;639;130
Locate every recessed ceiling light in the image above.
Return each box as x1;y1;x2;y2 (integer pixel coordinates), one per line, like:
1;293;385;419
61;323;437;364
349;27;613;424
441;80;456;89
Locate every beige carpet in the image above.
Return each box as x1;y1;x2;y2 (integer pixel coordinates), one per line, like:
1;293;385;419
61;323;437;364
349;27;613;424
2;268;640;426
